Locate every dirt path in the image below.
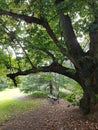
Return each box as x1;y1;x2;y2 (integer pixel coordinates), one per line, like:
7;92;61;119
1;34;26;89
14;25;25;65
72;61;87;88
1;99;98;130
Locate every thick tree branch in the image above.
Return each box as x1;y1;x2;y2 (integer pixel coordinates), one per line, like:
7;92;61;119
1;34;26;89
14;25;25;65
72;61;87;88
55;0;84;58
7;62;78;83
59;14;84;57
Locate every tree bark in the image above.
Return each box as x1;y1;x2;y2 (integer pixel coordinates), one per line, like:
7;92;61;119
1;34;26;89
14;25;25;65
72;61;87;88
79;87;97;115
78;65;98;115
49;80;53;95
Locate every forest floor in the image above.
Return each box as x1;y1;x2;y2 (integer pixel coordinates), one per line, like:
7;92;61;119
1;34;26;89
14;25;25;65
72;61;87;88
1;97;98;130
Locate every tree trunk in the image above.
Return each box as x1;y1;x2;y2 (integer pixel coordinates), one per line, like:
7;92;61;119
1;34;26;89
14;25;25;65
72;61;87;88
78;68;98;115
49;80;53;95
79;88;96;115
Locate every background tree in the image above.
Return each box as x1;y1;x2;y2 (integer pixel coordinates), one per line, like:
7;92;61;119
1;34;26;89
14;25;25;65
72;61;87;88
0;0;98;114
20;72;82;102
20;72;78;93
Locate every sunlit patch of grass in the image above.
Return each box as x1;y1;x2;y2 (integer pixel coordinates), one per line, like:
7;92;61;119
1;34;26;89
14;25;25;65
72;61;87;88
0;89;42;124
0;88;25;100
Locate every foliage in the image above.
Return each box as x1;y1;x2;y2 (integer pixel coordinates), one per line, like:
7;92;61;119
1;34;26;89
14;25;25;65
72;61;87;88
0;84;8;91
65;85;83;106
59;91;68;98
65;92;82;106
95;95;98;100
29;91;68;99
0;77;8;91
20;73;79;96
20;72;82;103
30;91;48;98
20;73;51;93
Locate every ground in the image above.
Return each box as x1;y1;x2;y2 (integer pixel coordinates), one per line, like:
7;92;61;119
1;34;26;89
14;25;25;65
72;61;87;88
1;97;98;130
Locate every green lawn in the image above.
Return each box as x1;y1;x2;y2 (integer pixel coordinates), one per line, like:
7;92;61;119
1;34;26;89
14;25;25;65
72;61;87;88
0;89;42;124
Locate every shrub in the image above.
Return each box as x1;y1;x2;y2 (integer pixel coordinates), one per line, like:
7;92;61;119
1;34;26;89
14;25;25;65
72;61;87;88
30;91;48;98
20;85;35;93
59;91;67;98
65;92;83;106
0;84;8;91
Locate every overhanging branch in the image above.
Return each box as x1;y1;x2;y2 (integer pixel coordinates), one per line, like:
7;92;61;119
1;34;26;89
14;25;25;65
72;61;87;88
7;62;78;83
0;9;44;24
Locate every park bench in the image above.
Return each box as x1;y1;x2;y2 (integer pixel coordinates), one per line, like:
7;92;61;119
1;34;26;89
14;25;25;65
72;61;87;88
48;94;59;104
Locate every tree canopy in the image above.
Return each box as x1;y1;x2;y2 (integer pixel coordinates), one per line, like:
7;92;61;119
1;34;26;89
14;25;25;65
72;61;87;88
0;0;95;80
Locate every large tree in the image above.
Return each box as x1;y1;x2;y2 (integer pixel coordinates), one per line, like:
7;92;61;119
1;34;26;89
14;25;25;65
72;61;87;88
0;0;98;114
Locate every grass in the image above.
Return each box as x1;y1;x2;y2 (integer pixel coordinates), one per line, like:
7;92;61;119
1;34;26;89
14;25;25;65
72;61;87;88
0;88;42;124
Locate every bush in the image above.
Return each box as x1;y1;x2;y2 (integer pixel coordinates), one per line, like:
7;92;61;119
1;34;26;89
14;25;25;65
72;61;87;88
20;85;35;93
0;84;8;91
28;90;67;99
59;91;67;98
96;94;98;100
65;92;83;106
30;91;48;98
